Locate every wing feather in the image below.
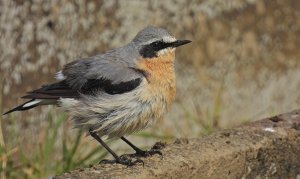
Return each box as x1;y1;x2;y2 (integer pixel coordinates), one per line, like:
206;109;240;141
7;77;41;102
22;78;142;100
24;52;146;99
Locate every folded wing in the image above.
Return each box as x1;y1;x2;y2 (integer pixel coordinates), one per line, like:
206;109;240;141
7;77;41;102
3;55;145;115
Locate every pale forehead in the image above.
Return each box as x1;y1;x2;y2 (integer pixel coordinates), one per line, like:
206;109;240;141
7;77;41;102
162;36;176;43
141;35;176;46
132;26;176;45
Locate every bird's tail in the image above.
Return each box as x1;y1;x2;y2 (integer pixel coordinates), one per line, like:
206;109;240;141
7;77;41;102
3;99;54;115
3;80;76;116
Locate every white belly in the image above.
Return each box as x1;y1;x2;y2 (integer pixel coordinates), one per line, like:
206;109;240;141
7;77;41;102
60;80;169;138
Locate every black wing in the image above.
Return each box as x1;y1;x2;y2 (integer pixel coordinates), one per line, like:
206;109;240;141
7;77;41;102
81;78;142;95
3;78;142;115
22;78;142;100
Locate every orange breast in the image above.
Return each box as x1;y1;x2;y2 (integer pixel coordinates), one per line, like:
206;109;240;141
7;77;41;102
137;51;176;113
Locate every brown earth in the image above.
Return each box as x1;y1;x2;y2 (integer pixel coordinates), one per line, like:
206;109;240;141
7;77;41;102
55;110;300;179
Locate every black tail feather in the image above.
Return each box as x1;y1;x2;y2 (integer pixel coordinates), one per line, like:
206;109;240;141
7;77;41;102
21;80;79;99
2;100;38;115
3;80;74;116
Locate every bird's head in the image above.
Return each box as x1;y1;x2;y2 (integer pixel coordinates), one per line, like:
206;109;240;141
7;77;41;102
132;26;191;59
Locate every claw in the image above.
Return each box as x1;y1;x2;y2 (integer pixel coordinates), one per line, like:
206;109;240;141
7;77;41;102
99;155;144;167
99;159;116;165
135;149;163;158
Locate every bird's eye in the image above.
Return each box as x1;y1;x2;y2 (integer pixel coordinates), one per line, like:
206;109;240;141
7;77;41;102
140;40;168;58
151;41;164;49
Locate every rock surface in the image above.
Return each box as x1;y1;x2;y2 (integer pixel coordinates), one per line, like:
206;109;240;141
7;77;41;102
56;110;300;179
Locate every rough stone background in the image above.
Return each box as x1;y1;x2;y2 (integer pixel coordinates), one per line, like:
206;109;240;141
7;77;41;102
0;0;300;177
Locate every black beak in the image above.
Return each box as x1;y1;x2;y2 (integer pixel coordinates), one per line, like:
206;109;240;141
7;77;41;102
171;40;192;48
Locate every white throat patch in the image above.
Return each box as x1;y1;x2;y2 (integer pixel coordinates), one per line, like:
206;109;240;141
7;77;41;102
157;47;175;56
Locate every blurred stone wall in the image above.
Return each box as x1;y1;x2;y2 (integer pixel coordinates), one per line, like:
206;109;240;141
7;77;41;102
1;0;300;137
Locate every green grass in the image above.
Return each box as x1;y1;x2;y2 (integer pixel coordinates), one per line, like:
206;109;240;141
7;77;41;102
0;112;109;178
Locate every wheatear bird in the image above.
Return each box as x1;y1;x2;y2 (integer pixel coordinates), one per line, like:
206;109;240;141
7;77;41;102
4;26;191;166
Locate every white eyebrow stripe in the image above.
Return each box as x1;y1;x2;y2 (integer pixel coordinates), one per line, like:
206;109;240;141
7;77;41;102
142;36;176;45
141;38;159;45
162;36;176;43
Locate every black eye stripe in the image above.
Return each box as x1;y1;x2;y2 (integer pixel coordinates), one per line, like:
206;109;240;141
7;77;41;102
150;41;171;50
139;40;173;58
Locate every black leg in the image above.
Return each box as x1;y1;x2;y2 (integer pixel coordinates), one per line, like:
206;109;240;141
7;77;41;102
89;130;119;159
89;130;143;166
121;136;162;157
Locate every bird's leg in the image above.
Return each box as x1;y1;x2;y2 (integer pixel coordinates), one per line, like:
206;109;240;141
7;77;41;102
121;136;162;157
89;130;143;166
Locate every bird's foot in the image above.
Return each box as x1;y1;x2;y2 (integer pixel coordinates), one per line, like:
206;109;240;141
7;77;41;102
100;155;144;167
135;148;162;158
134;142;166;158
